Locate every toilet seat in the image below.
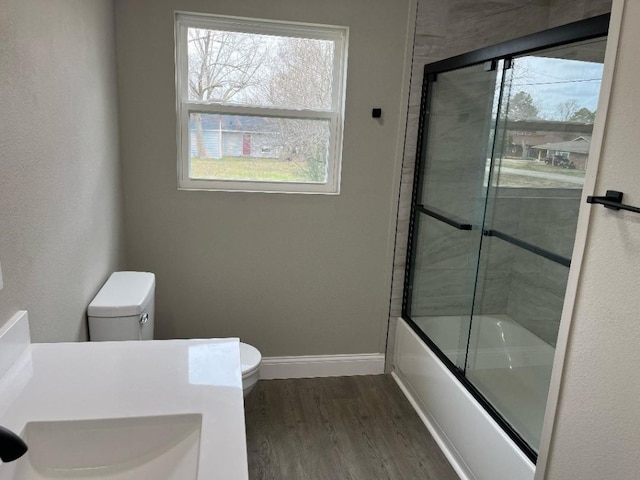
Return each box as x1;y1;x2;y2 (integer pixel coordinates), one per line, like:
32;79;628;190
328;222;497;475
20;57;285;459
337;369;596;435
240;342;261;377
243;365;260;377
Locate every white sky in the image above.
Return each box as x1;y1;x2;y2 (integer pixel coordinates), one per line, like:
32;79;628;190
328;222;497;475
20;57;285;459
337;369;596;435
510;55;604;120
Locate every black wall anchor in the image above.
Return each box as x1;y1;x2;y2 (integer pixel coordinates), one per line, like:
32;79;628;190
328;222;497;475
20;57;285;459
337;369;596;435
586;190;640;214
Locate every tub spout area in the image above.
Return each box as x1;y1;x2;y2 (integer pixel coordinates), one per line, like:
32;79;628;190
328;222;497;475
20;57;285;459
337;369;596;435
0;426;28;463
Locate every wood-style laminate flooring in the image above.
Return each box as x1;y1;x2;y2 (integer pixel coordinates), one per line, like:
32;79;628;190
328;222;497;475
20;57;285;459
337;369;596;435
244;374;459;480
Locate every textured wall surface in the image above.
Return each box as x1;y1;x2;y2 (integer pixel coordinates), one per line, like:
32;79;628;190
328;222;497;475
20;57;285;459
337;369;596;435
543;0;640;476
115;0;412;356
548;0;613;27
386;0;612;368
0;0;125;341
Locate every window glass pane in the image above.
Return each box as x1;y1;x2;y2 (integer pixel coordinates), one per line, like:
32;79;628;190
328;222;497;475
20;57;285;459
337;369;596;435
189;113;330;183
187;28;334;110
493;38;606;189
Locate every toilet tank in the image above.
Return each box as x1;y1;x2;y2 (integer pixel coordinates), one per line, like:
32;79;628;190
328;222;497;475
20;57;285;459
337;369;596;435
88;272;155;341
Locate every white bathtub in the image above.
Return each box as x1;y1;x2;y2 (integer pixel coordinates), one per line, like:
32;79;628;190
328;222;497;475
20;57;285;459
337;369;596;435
414;314;554;370
393;316;548;480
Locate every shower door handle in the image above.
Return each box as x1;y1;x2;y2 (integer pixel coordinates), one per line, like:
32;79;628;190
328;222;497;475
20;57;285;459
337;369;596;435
587;190;640;214
417;205;473;230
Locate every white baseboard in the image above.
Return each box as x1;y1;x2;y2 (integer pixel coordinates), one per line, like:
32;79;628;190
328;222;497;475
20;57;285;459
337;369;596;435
260;353;385;380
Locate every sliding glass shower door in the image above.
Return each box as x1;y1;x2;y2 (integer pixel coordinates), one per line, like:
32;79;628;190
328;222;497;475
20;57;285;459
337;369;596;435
404;17;608;460
408;61;505;369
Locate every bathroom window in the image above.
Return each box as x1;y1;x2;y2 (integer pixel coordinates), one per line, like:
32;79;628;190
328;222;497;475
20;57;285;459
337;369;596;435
175;13;348;194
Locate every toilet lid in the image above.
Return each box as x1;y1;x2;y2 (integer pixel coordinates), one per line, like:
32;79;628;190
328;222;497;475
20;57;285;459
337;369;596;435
240;343;261;375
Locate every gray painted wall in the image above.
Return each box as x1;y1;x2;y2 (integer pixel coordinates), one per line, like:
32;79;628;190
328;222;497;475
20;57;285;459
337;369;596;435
0;0;125;341
114;0;412;356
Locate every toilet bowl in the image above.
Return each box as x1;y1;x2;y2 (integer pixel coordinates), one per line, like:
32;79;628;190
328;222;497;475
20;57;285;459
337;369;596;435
88;271;262;398
240;342;261;397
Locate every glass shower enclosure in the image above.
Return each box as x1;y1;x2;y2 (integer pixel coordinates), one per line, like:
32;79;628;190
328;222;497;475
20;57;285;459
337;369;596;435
403;15;609;460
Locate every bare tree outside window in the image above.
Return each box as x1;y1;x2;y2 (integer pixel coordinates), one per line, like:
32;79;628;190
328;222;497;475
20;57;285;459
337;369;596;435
176;14;347;193
263;37;333;110
555;99;579;121
187;29;268;158
263;38;334;181
184;27;338;184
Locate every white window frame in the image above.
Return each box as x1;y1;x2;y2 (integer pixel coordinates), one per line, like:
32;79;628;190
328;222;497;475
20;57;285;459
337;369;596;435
175;12;348;194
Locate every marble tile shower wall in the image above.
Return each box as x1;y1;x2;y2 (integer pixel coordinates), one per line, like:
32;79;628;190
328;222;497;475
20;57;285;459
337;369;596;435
387;0;611;369
409;218;480;316
548;0;613;27
411;188;580;344
421;65;496;218
507;251;570;346
409;61;497;319
484;189;581;345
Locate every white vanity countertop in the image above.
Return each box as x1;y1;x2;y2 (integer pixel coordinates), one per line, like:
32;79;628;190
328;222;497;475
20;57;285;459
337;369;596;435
0;315;248;479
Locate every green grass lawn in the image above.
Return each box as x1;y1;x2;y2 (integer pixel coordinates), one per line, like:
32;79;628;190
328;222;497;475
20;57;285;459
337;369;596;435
190;156;315;182
495;173;581;188
501;158;586;177
493;158;584;188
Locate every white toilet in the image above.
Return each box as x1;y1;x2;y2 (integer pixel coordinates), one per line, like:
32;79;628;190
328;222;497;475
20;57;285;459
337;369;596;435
88;271;262;397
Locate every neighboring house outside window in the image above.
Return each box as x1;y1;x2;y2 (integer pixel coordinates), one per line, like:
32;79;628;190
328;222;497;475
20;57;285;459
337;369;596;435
175;13;348;194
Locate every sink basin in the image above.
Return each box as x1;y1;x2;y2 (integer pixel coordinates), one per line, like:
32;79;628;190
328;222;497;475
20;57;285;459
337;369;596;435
0;414;201;480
